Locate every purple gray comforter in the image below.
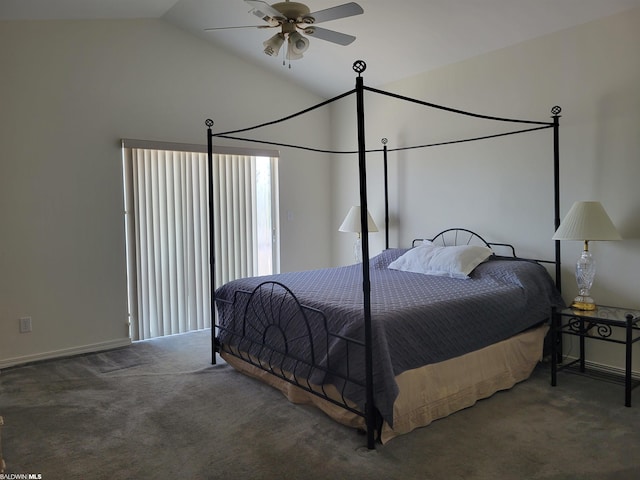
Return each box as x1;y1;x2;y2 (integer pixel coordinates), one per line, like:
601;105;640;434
215;248;564;425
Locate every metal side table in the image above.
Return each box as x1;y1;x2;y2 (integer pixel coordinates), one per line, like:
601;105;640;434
551;305;640;407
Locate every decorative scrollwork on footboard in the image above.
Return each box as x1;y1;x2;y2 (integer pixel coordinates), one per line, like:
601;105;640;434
242;281;318;365
216;281;367;417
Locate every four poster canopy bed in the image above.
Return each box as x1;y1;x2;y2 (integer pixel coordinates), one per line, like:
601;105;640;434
206;61;565;449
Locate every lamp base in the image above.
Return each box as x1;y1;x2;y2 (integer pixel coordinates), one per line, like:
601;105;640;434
353;237;362;263
571;295;597;311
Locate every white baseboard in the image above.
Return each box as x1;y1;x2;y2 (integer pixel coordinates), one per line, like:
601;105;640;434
562;355;640;380
0;337;132;370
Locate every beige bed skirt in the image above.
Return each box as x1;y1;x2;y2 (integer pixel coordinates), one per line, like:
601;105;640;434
221;324;548;444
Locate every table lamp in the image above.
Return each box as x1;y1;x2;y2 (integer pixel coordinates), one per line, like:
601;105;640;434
339;206;378;263
552;201;621;310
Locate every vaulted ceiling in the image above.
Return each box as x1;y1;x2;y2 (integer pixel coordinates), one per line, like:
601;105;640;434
3;0;640;97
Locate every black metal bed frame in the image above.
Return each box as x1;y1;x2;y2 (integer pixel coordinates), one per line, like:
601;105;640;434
214;281;368;418
206;61;562;449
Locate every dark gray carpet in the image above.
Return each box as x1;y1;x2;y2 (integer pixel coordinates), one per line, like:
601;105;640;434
1;330;639;480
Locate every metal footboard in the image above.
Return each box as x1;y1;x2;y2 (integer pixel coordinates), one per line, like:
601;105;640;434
215;281;369;421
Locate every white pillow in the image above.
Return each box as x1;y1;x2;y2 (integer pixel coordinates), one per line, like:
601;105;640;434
388;243;492;279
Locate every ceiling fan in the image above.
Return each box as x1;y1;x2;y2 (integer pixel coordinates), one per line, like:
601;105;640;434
205;1;364;62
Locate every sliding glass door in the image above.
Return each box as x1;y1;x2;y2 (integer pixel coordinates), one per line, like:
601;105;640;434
122;141;279;340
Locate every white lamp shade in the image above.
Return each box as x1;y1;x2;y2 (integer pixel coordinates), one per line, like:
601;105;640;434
552;201;621;241
339;206;378;234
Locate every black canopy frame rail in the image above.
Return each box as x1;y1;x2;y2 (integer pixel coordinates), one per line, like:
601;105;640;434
205;60;562;449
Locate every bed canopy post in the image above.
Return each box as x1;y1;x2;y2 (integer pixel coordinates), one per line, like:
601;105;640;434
206;119;217;365
382;138;389;250
353;60;376;450
551;106;562;291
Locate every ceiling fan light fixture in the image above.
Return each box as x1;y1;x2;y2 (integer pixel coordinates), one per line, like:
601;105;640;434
209;1;364;63
288;31;309;56
286;45;304;60
263;32;285;56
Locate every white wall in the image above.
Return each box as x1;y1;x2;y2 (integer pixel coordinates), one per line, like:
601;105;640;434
0;19;332;367
331;9;640;372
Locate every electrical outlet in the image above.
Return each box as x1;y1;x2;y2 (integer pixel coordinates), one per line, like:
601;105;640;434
19;316;32;333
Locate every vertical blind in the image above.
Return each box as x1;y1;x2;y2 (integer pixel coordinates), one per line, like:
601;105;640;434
122;141;278;341
213;154;258;285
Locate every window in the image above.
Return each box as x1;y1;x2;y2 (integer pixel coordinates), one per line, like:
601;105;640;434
122;140;279;340
255;156;277;276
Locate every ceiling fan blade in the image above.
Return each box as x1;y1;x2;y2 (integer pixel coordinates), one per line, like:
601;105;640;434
245;0;285;25
204;25;269;31
307;2;363;24
303;26;355;46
